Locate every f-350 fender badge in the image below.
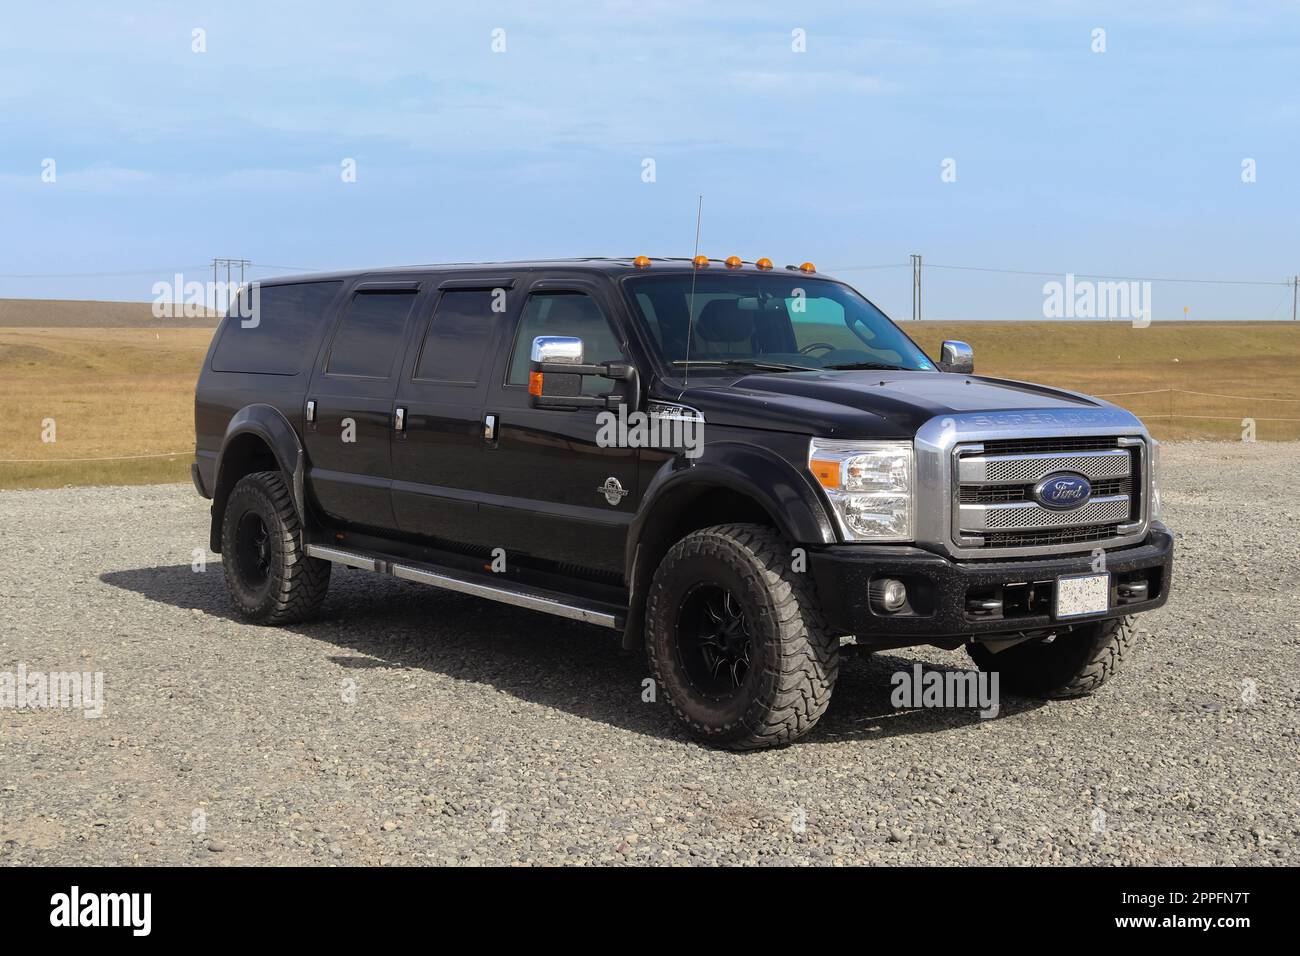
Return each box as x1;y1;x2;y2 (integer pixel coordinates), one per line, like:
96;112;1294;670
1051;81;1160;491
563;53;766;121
598;477;629;506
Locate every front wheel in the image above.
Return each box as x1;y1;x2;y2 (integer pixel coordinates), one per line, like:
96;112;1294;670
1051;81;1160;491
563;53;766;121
645;524;839;750
966;617;1138;698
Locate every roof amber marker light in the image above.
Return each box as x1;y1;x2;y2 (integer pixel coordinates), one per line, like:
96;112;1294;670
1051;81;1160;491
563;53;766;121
799;261;817;273
809;458;840;489
528;370;544;396
755;257;774;270
692;255;709;268
724;255;743;269
633;255;651;268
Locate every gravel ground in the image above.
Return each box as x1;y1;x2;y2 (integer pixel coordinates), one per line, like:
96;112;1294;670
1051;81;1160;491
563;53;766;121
1;442;1297;866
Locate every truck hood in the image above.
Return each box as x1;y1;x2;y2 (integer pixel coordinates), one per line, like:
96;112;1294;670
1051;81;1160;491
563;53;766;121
670;370;1109;438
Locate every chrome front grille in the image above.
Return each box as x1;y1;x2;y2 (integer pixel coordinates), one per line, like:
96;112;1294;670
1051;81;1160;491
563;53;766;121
980;524;1122;549
958;449;1132;484
952;436;1144;552
973;496;1131;530
980;435;1121;455
960;477;1131;504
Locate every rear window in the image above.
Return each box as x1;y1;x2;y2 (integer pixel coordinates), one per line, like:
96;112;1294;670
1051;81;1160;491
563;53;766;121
210;281;341;375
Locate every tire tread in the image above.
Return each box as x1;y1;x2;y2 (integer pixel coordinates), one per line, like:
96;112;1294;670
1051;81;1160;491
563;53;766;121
646;523;838;750
221;470;330;625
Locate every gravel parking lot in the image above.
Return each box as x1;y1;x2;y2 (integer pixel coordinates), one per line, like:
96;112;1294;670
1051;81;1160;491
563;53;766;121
1;442;1297;866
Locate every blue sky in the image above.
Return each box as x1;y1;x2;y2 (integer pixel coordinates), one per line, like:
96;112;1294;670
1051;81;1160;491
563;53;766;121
2;1;1298;320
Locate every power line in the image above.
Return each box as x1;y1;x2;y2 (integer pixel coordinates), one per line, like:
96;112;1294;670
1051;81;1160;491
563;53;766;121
790;260;1289;290
824;260;1291;287
920;262;1290;287
0;262;317;280
823;262;909;272
0;266;212;279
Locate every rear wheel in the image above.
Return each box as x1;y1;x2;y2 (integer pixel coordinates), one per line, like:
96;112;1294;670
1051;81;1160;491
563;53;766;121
645;524;839;750
966;617;1137;698
221;471;330;624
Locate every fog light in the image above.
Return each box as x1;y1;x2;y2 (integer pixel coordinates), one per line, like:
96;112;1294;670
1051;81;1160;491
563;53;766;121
1118;580;1149;602
966;597;1003;617
870;578;908;613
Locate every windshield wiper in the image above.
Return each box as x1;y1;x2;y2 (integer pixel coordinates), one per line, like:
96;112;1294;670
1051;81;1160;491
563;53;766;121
821;361;910;371
671;359;816;373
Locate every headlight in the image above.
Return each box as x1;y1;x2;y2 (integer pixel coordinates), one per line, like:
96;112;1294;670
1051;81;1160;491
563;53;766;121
808;439;914;541
1149;438;1162;520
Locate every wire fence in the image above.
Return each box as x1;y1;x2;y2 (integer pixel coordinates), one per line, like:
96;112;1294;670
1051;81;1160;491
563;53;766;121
1091;389;1300;427
0;451;189;463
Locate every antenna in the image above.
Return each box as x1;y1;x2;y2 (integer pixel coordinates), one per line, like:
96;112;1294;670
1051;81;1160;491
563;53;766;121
684;195;703;386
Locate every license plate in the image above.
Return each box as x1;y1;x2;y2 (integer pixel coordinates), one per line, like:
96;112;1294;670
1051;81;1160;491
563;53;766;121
1055;572;1110;618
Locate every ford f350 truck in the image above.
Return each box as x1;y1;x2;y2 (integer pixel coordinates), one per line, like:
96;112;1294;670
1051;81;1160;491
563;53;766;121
193;256;1172;749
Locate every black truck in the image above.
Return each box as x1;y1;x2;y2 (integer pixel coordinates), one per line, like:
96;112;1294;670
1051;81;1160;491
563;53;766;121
193;256;1172;749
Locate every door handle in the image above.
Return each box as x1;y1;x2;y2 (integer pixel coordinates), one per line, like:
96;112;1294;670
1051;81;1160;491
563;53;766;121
305;400;316;424
483;413;497;442
394;407;406;432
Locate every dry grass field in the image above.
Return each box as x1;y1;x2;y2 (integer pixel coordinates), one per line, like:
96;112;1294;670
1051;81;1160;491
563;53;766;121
0;308;1296;491
0;327;211;489
914;321;1300;442
0;297;218;329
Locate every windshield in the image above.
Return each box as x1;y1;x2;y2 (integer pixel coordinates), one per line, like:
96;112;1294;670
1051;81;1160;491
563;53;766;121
623;274;934;375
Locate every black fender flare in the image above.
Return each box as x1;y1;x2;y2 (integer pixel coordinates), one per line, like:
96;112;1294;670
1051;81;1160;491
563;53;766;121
209;404;307;552
621;442;838;649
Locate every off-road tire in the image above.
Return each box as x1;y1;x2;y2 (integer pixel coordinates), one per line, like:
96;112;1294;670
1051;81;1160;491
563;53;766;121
645;523;839;750
966;616;1137;698
221;471;330;624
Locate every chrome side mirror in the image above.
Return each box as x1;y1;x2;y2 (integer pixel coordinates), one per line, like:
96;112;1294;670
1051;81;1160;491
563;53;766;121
527;335;640;411
939;340;974;375
531;335;584;365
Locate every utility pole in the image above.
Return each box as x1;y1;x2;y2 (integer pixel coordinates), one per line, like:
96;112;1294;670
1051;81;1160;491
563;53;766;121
211;258;251;314
910;254;922;321
1293;275;1297;321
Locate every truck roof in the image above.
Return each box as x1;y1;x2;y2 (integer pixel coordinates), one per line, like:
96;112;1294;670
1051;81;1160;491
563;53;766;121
260;257;828;286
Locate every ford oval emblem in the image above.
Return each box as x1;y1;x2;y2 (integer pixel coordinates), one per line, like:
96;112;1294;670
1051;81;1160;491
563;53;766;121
1033;473;1092;510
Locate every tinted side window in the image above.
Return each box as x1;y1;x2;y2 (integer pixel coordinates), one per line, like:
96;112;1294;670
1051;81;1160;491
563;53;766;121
210;281;341;375
414;290;499;384
507;292;623;395
326;290;417;378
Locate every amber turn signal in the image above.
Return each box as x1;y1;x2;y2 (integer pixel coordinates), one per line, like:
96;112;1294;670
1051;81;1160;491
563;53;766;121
528;370;544;396
724;255;743;269
633;255;651;268
755;257;773;270
799;261;817;273
692;255;709;268
809;458;840;489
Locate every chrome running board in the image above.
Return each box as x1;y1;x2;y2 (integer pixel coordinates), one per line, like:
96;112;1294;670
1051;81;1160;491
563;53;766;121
304;544;623;629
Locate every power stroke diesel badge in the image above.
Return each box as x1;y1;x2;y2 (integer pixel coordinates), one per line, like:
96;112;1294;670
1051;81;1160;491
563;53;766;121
598;477;629;506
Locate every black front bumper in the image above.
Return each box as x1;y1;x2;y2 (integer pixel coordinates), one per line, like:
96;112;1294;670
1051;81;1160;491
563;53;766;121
808;525;1173;643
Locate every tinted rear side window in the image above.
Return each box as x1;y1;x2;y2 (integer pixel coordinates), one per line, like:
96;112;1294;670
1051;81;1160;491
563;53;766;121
326;290;417;378
414;290;500;384
210;281;341;375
